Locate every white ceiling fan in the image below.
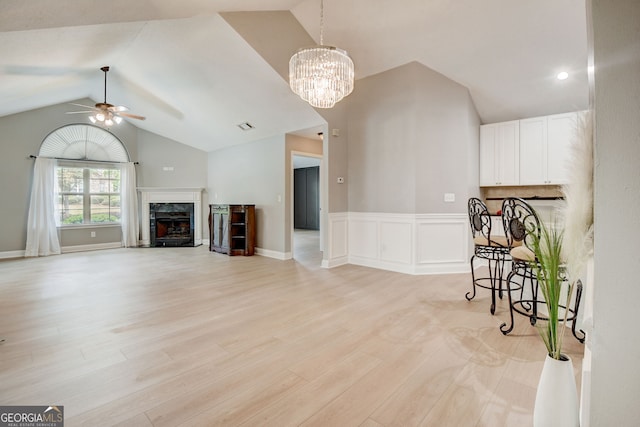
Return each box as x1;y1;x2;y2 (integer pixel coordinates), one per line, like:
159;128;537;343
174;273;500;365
67;66;145;126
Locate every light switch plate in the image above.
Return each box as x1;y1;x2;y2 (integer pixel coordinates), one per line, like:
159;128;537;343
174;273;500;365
444;193;455;202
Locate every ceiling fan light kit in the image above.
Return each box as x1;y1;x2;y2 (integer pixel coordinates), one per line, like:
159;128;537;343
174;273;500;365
289;0;354;109
67;66;145;127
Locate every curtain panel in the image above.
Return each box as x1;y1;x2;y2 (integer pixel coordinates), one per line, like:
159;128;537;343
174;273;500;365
120;162;139;247
25;157;61;257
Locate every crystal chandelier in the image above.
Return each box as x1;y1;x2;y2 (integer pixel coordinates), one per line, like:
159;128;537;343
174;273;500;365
289;0;354;108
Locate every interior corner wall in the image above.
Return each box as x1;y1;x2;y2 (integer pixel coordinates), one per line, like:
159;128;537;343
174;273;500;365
207;134;286;254
413;64;480;214
347;64;417;213
347;62;480;214
589;0;640;425
466;99;482;199
315;102;349;214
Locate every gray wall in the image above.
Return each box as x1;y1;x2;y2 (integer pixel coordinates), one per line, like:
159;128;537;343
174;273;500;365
136;130;207;189
208;134;285;253
347;62;480;214
0;98;208;253
590;0;640;424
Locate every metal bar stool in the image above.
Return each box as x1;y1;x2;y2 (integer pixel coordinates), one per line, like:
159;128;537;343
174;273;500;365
466;197;511;315
499;197;585;342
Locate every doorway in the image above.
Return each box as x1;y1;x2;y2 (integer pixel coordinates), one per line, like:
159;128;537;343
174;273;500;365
292;153;322;264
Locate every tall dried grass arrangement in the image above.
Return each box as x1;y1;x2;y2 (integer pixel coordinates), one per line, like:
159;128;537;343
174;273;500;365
529;111;594;360
561;111;594;284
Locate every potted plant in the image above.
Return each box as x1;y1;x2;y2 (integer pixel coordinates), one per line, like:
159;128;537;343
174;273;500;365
529;221;580;427
529;222;572;359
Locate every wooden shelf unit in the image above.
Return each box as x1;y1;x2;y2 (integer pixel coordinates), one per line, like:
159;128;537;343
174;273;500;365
209;204;255;256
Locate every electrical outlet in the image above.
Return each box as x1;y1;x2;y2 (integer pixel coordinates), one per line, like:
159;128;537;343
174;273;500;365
90;231;96;238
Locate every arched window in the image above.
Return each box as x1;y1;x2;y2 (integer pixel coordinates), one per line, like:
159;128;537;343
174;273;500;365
39;124;131;226
39;124;130;162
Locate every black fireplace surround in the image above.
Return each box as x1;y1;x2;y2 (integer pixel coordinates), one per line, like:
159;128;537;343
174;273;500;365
149;203;195;247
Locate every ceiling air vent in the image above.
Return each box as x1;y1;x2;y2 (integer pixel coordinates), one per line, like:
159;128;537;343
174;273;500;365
237;122;254;131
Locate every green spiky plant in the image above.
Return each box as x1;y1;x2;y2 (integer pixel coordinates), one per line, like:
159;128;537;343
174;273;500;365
528;221;574;360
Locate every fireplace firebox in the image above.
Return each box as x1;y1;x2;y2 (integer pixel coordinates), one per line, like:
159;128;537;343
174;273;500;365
149;203;195;247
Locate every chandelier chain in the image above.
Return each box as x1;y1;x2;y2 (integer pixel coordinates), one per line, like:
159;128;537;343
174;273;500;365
319;0;324;45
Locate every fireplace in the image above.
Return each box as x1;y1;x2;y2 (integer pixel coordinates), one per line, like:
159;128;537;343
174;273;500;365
138;188;204;247
150;203;194;247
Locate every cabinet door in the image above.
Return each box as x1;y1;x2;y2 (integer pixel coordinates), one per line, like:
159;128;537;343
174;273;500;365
496;120;520;185
480;121;519;186
547;112;576;184
212;210;229;251
479;124;497;186
519;116;548;185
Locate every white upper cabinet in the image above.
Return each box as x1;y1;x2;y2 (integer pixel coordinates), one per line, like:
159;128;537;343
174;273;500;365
519;112;577;185
480;111;579;187
479;120;520;186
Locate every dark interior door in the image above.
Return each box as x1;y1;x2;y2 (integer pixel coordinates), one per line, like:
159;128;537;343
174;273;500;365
294;166;319;230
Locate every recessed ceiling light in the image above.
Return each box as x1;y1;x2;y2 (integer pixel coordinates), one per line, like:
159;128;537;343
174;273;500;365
557;71;569;80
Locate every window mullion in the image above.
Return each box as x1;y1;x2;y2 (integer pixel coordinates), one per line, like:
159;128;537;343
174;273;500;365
83;168;91;224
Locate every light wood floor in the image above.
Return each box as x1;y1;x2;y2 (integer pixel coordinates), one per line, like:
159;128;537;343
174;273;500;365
0;244;584;426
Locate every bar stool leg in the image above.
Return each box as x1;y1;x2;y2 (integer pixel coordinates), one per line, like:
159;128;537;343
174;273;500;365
466;254;478;302
500;270;516;335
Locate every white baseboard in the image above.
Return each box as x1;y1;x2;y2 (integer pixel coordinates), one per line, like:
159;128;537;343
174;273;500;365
62;242;123;253
0;242;124;258
255;247;289;260
0;250;25;259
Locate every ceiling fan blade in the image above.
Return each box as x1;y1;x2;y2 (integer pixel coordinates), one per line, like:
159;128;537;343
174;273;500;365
105;104;128;112
69;102;96;109
65;111;94;114
118;112;146;120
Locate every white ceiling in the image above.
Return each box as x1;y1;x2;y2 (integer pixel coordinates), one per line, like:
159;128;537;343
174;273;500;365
0;0;588;152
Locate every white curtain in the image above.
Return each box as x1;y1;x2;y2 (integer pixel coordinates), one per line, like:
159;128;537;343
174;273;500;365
25;157;61;257
120;162;139;247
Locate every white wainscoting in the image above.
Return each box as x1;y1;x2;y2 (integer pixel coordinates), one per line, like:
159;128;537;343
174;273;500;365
322;213;348;268
326;212;471;275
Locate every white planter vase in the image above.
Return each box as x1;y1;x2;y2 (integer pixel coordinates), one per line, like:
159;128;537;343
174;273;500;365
533;354;580;427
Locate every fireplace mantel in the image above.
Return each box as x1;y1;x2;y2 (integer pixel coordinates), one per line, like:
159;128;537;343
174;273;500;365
138;188;204;247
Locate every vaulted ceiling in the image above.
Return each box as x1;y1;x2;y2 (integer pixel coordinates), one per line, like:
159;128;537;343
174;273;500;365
0;0;588;152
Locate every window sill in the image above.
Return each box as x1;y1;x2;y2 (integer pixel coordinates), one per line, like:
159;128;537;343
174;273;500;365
58;224;121;230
